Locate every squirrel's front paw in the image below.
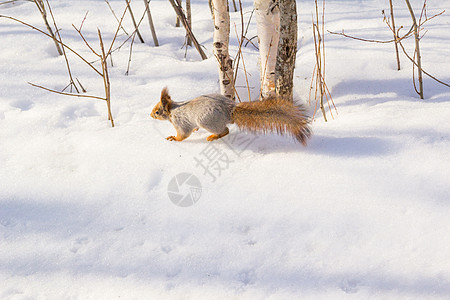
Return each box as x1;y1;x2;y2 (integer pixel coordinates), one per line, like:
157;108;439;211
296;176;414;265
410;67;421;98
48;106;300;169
166;136;177;141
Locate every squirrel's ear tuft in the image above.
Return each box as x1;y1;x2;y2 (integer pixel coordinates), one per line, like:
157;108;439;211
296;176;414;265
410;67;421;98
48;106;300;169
160;86;172;109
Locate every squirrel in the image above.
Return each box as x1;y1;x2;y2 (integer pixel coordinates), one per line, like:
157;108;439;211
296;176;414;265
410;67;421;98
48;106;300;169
151;87;312;145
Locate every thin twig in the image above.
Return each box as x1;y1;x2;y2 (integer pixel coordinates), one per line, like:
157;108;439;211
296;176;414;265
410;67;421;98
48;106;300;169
107;1;130;56
312;20;326;121
388;0;401;70
168;0;207;60
76;78;87;92
125;31;137;75
143;0;159;46
110;8;147;54
0;15;103;76
186;0;192;46
105;0;129;35
28;82;106;101
234;24;250;102
397;40;450;88
33;0;63;55
233;0;245;85
98;28;114;127
244;35;258;49
72;24;101;57
231;0;237;12
328;28;413;44
0;0;19;6
405;0;423;98
79;11;89;30
260;36;273;100
321;0;326;81
330;1;448;97
45;0;80;93
125;0;144;43
310;0;336;121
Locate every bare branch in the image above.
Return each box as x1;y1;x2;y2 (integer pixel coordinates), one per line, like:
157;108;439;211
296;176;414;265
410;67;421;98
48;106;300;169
330;0;448;98
0;14;103;76
397;40;450;88
168;0;207;60
234;23;250;102
104;0;129;35
405;0;423;98
328;28;413;44
45;0;79;93
28;82;106;101
143;0;159;46
107;1;130;56
33;0;63;55
388;0;401;70
125;31;137;75
72;24;101;57
98;28;114;127
78;10;89;30
110;7;147;54
124;0;144;44
0;1;21;6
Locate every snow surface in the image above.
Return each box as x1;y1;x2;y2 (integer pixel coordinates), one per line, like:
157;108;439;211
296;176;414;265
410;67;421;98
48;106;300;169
1;0;450;298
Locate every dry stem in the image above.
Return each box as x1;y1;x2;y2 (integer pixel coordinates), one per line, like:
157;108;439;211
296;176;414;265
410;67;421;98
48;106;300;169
388;0;401;70
168;0;207;60
98;28;114;127
0;15;103;76
405;0;424;99
28;82;106;101
1;1;132;127
34;0;63;55
125;31;137;75
234;24;251;102
105;0;129;35
45;0;80;93
330;0;448;98
310;0;336;121
125;0;144;43
232;0;251;102
143;0;159;46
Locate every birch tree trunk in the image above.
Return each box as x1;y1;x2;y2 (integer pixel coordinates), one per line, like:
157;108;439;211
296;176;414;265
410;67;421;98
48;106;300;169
275;0;297;101
212;0;234;99
254;0;280;99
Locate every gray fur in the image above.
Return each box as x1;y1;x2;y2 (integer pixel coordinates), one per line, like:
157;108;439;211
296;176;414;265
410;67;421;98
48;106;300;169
169;94;235;137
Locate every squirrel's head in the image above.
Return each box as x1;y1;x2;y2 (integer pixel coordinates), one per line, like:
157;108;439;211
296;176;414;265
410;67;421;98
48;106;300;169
151;87;172;120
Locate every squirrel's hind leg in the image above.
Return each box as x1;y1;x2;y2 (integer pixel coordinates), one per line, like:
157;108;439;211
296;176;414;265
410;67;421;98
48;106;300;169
206;127;229;141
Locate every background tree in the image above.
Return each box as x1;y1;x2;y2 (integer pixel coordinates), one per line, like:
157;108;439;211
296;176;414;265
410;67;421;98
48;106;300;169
212;0;234;99
275;0;297;101
254;0;280;99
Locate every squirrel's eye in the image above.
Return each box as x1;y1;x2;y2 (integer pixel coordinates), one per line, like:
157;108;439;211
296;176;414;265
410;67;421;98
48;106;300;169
155;111;160;115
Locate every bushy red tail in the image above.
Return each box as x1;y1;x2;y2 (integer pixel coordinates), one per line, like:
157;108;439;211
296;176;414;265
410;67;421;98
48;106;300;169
231;97;312;145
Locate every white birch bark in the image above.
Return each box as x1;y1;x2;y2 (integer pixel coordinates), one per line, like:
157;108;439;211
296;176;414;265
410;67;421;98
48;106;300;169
254;0;280;99
212;0;234;99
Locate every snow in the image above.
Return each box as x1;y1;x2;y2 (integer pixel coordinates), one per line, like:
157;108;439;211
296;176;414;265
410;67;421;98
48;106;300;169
1;0;450;298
